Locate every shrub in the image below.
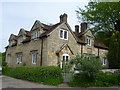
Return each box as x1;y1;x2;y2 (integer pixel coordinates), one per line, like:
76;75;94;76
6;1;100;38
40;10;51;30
70;54;102;80
69;73;120;87
2;66;63;85
2;61;7;66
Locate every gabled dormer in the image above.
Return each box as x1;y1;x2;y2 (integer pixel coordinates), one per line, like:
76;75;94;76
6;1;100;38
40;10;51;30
8;34;18;47
18;28;31;44
31;20;45;40
74;23;94;47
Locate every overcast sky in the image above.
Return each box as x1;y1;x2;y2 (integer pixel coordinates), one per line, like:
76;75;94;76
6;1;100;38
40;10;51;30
0;0;89;52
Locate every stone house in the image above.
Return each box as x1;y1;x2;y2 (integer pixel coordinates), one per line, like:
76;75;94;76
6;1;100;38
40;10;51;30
5;13;108;68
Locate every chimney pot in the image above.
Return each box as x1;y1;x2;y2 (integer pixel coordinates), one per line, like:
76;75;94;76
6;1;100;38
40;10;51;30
59;13;67;23
75;25;79;34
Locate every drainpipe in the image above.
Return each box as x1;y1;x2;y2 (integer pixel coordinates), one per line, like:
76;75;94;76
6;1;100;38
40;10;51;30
98;48;100;57
40;38;43;66
81;45;83;54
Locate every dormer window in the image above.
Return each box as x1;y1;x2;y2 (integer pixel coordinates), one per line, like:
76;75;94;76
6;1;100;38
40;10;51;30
33;31;38;40
87;37;92;46
9;40;13;47
18;36;23;44
60;29;68;40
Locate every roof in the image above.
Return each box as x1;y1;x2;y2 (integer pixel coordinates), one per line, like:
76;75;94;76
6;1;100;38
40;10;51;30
24;30;31;37
22;37;31;43
7;20;108;50
40;23;61;37
73;30;108;49
94;39;108;50
73;32;85;44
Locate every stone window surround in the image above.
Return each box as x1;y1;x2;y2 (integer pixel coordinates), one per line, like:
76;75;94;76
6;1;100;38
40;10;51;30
86;36;92;46
59;29;68;40
102;57;107;65
18;36;23;45
33;31;39;40
7;54;11;64
16;53;23;64
32;51;38;64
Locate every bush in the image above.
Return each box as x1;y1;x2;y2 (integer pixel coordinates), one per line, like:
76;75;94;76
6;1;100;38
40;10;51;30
69;73;120;87
70;54;102;80
2;61;7;66
2;66;63;85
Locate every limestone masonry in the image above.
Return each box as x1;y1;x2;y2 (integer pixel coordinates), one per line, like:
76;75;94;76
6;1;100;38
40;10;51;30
6;13;108;68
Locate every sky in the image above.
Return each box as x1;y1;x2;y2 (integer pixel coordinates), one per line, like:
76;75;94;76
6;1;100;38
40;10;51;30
0;0;89;52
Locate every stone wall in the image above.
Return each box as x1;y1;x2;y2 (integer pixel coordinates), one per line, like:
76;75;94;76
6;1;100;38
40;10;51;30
6;39;42;67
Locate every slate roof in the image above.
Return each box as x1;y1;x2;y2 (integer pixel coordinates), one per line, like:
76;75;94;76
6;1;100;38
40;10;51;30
40;23;61;37
73;30;108;49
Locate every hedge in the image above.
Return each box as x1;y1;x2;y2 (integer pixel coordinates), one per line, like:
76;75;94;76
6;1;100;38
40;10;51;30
2;66;63;85
69;73;120;87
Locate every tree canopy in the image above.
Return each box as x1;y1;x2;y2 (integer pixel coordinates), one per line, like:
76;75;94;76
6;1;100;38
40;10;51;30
76;2;120;33
107;31;120;69
76;2;120;46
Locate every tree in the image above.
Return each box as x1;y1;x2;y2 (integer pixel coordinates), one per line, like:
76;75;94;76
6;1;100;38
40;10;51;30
2;52;7;66
76;2;120;46
107;31;120;69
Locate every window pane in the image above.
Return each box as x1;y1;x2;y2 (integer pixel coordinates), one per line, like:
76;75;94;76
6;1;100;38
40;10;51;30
60;30;63;38
66;56;68;62
20;55;22;63
32;53;37;64
64;31;67;39
63;56;65;61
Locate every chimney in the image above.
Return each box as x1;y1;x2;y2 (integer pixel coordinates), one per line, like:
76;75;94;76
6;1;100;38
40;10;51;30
75;25;79;34
60;15;63;23
81;23;87;32
60;13;67;23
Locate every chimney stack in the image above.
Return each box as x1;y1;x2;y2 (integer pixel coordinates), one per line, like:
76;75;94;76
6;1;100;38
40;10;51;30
60;13;67;23
75;25;79;34
81;23;87;32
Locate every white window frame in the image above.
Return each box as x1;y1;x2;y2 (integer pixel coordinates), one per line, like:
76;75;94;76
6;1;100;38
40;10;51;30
32;52;37;64
17;54;22;64
87;37;92;46
33;31;38;40
102;57;107;65
60;54;70;69
59;29;68;40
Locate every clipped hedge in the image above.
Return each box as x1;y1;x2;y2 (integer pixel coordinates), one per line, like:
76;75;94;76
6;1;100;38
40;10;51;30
69;73;120;87
2;66;63;85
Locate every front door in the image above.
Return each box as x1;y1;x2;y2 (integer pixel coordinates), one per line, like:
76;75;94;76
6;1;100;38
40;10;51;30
60;54;70;70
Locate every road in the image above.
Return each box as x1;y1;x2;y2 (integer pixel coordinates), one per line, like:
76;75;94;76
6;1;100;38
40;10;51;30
1;75;120;90
1;75;59;88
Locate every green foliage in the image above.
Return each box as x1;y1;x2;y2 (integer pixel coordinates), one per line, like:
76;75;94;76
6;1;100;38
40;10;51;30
69;74;120;87
22;62;26;66
107;31;120;69
1;52;7;66
2;61;7;66
76;2;120;46
76;2;120;32
2;66;63;85
2;52;6;61
70;54;102;80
